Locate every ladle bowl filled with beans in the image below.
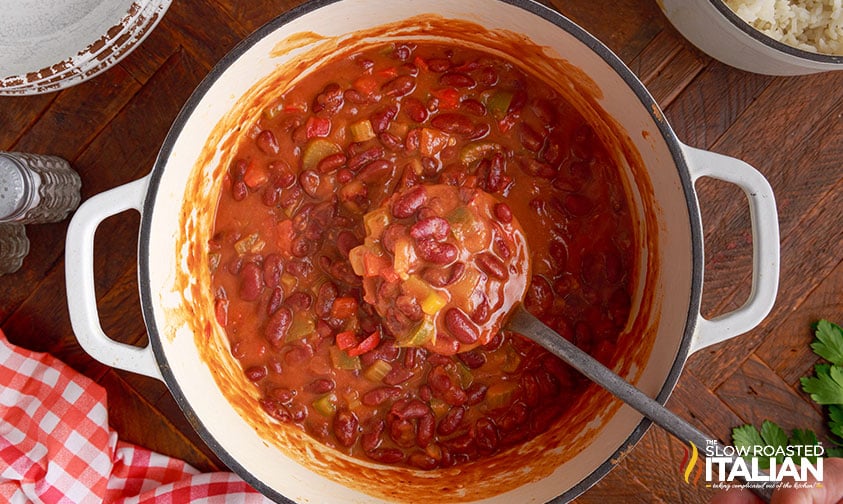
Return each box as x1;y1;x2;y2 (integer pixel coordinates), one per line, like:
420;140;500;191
65;0;780;502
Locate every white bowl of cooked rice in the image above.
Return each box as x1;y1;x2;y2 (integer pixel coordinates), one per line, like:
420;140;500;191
660;0;843;75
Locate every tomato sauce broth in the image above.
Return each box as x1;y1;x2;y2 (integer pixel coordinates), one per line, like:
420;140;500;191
208;41;636;471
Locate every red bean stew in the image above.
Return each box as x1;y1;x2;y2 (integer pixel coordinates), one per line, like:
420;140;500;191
350;184;530;356
209;41;635;470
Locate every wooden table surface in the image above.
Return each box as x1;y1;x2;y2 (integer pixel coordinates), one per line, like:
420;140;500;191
1;1;841;502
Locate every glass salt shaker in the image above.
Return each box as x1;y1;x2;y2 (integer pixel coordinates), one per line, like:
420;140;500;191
0;151;82;224
0;223;29;275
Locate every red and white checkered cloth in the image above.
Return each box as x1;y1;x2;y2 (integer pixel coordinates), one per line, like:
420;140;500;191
0;329;274;503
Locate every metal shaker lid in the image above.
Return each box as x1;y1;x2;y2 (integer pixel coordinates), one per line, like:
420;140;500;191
0;154;33;221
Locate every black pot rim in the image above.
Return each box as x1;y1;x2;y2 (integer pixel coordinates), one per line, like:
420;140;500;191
138;0;703;502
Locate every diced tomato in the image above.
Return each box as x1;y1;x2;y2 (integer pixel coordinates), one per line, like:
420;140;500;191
305;116;331;139
336;331;357;351
431;87;460;109
348;331;381;356
413;56;429;71
243;163;268;189
330;297;358;319
376;66;398;79
353;75;379;95
363;252;391;278
275;219;295;258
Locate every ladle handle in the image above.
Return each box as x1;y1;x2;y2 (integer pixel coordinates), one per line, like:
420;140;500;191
507;306;774;502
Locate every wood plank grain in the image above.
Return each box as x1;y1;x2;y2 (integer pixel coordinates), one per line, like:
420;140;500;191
101;370;225;472
0;93;56;147
756;259;843;387
548;0;665;63
715;355;825;436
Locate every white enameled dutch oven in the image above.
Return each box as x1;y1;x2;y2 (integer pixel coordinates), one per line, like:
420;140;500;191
65;0;780;502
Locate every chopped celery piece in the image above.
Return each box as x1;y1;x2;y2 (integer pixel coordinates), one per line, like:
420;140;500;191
234;233;265;255
398;317;435;347
301;138;341;171
429;398;449;418
348;245;366;276
363;207;391;238
456;362;474;389
486;381;518;410
486;90;513;119
286;312;316;341
421;290;447;315
329;346;362;371
460;142;500;166
363;360;393;382
349;119;376;142
313;393;337;416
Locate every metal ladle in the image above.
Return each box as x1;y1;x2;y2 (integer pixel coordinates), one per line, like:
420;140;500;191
506;304;774;502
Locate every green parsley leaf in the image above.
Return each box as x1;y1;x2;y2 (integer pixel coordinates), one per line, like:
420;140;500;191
811;320;843;366
829;404;843;441
733;423;765;449
801;365;843;404
827;447;843;458
789;429;821;464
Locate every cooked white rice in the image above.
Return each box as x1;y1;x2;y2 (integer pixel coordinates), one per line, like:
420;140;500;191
724;0;843;55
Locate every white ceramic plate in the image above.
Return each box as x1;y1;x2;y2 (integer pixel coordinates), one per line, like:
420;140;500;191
0;0;171;95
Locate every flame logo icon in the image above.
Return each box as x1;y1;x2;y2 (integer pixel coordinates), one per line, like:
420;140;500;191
680;442;703;485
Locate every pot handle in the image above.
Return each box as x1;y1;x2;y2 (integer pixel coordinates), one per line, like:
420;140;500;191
65;176;163;381
683;145;780;354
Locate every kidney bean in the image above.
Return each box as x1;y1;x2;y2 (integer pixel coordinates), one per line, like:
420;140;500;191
393;43;415;61
460;99;486;116
245;365;267;382
313;83;344;115
260;399;292;422
256;130;281;156
426;58;451;72
362;386;402;406
458;350;486;369
306;378;336;394
336;230;361;257
403;96;428;122
357;159;394;183
524;275;554;317
410;217;450;242
214;296;229;327
370;105;397;133
421;261;465;288
231;180;247;201
383;366;414;385
475;252;506;280
378;132;403;152
389;418;416;447
268;386;294;403
498;401;528;432
344;88;368;104
391;185;427;218
265;307;293;347
417;412;435;448
521;158;557;179
284;342;315;365
315;281;338;318
519;123;544;152
444;433;475;455
416;239;458;265
395;295;423;321
522;373;540;407
471;296;490;324
440;72;475;88
266;287;284;315
437;405;466;435
315;152;347;174
239;262;264;301
366;448;405;464
333;409;360;447
507;89;527;115
408;451;438;470
548;239;568;269
445;308;478;344
465;383;488;406
469;123;490;140
285;291;313;311
361;419;385;452
347;147;384;172
469;419;498;457
382;75;416;97
480;153;507;192
285;259;313;279
430;113;475;135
